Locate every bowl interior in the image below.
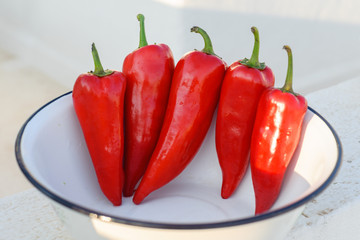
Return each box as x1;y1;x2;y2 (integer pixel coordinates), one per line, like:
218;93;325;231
17;92;340;226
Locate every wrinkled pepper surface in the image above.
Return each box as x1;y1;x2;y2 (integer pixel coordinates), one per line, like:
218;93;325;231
133;26;226;204
72;43;126;206
122;14;175;197
216;27;274;199
250;45;307;214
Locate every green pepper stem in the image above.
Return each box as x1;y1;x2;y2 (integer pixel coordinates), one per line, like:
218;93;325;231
91;43;113;77
281;45;294;93
248;27;260;66
137;14;148;48
191;26;215;55
240;26;266;70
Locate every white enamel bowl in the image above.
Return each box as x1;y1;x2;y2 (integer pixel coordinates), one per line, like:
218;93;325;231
15;92;342;240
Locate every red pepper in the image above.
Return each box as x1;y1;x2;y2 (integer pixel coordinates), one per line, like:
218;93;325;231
133;26;226;204
72;43;126;206
122;14;175;197
250;45;307;214
216;27;275;199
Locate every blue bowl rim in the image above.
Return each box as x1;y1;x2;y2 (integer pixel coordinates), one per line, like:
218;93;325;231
15;91;342;230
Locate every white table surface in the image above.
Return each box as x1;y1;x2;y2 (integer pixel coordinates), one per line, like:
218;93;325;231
1;75;359;240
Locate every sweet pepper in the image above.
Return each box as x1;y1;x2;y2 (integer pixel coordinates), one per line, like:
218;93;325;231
250;45;307;214
216;27;275;199
72;43;126;206
122;14;175;197
133;26;226;204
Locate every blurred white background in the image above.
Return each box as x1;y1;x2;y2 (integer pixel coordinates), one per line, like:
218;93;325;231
1;0;360;91
0;0;360;196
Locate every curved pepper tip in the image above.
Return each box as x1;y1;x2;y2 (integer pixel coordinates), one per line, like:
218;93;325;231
132;191;146;205
123;184;135;197
221;179;234;199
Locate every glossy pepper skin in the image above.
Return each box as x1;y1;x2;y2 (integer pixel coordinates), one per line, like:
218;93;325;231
133;26;226;204
72;43;126;206
122;14;175;197
250;45;307;214
216;27;274;199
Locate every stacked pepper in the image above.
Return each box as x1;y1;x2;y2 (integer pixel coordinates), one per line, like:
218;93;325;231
250;45;307;214
73;43;126;206
72;15;307;214
122;14;175;197
133;26;226;204
216;27;274;199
